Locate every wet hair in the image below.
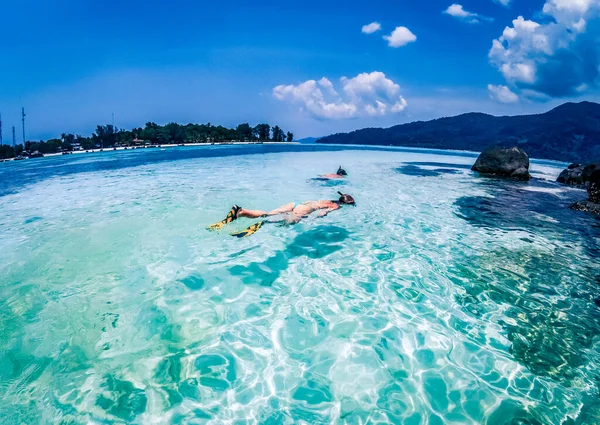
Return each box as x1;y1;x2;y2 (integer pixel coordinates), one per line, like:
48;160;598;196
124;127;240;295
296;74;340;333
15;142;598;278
336;166;348;176
337;191;355;205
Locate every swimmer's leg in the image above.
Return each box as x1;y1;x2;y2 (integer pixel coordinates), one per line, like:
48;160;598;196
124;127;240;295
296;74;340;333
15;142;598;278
263;212;302;225
282;214;302;225
237;203;295;219
237;208;270;218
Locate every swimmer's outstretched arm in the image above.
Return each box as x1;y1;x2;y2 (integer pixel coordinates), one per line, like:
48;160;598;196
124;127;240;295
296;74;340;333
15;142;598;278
316;205;339;217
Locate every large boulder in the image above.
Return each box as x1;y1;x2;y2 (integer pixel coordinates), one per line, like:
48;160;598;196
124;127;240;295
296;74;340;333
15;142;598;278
557;162;598;185
471;146;531;180
589;169;600;203
570;169;600;214
557;164;584;185
583;163;599;183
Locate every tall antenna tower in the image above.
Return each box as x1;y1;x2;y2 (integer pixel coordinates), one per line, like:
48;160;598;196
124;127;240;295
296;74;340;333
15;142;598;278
12;126;16;147
22;107;26;144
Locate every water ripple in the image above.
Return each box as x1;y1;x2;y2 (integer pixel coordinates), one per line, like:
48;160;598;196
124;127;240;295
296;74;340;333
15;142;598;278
0;148;598;424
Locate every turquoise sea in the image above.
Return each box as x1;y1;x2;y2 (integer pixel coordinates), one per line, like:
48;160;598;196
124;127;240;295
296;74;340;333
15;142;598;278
1;145;599;424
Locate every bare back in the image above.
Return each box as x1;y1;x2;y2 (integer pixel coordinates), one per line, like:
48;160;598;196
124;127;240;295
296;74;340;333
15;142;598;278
293;200;339;216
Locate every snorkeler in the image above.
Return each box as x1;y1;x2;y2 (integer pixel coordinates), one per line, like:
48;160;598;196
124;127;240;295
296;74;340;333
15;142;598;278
320;166;348;180
208;192;356;237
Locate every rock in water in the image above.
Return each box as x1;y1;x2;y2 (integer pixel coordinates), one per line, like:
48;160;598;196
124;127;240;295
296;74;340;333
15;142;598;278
570;170;600;214
589;170;600;203
557;164;584;185
557;162;598;185
471;146;531;180
570;201;600;214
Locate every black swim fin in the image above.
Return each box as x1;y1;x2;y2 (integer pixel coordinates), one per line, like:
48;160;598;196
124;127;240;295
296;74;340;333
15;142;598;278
231;221;264;238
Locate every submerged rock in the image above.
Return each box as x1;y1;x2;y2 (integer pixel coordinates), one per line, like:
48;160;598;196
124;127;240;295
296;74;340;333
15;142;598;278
570;201;600;214
471;146;531;180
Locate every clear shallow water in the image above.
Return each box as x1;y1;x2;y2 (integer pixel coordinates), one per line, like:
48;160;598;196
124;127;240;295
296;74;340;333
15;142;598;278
1;145;599;424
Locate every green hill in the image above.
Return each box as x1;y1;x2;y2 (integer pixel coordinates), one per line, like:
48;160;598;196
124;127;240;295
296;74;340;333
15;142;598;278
317;101;600;162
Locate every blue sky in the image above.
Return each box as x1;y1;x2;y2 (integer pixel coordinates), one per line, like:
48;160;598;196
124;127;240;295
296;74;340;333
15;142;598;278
1;0;599;140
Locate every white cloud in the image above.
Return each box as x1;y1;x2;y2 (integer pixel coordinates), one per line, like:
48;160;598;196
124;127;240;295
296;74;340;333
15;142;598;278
273;71;407;120
494;0;511;6
489;0;600;99
488;84;519;103
383;26;417;47
273;80;356;120
445;4;476;18
362;22;381;34
317;77;338;96
444;4;492;24
543;0;597;16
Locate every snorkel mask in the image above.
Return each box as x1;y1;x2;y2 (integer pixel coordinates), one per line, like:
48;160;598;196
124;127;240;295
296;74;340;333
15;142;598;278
336;166;348;176
337;191;356;205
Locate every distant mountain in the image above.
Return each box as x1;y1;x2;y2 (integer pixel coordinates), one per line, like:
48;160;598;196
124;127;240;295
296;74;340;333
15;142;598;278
296;137;320;144
316;101;600;162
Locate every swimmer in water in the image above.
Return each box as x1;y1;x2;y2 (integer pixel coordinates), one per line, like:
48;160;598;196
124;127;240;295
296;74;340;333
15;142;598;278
320;166;348;180
208;192;356;237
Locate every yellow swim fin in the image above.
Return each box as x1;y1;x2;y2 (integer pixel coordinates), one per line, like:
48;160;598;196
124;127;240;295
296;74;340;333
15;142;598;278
208;205;241;231
231;221;264;238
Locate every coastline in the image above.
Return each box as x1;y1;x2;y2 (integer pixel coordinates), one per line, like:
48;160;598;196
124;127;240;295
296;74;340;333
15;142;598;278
2;141;300;161
2;141;570;167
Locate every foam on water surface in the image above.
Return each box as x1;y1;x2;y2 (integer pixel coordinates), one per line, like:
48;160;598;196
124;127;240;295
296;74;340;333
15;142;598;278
0;145;599;424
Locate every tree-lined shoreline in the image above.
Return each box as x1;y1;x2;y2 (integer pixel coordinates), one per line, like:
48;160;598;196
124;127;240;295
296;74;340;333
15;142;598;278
0;121;293;160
